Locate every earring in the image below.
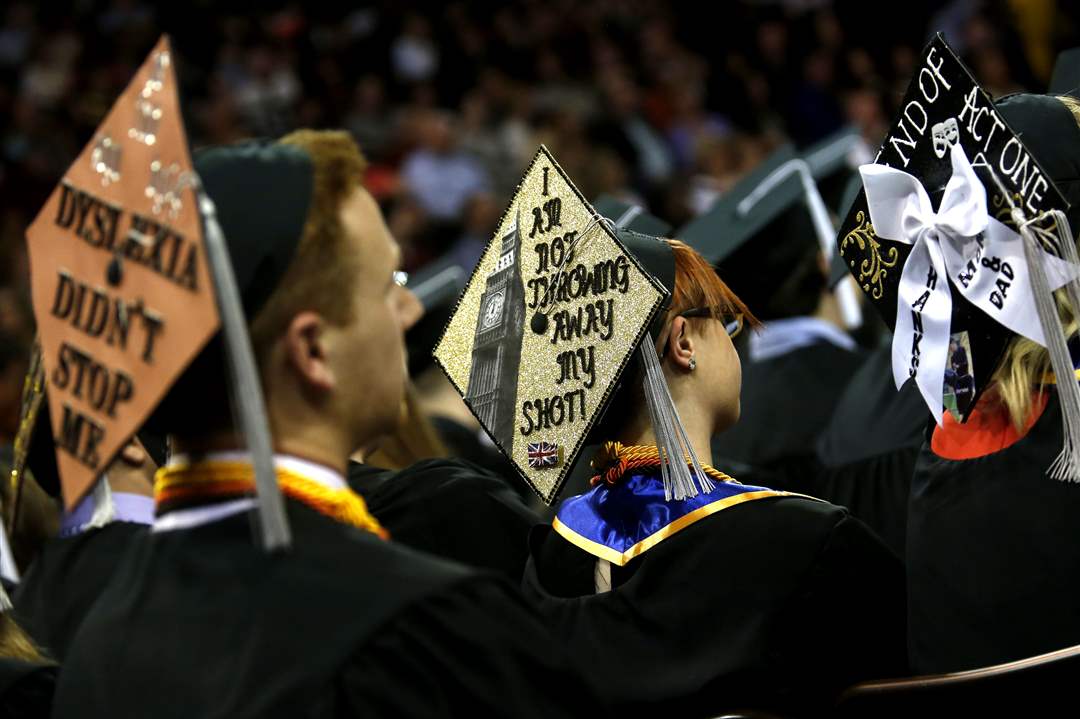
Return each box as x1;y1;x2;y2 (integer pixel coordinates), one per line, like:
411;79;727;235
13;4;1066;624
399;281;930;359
688;356;697;371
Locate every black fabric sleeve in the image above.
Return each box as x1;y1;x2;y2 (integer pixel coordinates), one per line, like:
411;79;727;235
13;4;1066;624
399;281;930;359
339;572;607;717
772;513;910;710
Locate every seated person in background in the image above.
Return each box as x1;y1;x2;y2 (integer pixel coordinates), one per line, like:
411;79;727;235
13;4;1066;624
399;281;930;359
678;148;865;481
812;344;928;559
13;417;157;662
349;262;542;581
54;132;603;717
0;593;54;719
523;236;907;717
904;91;1080;674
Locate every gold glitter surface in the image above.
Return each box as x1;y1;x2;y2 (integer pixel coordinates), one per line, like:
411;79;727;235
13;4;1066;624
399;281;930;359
434;146;666;505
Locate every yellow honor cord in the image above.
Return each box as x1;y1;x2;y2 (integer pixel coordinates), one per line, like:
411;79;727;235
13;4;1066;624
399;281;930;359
591;441;735;486
155;461;388;540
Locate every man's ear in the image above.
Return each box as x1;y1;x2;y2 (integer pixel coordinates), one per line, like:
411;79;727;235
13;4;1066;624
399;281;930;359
665;316;695;372
283;311;335;391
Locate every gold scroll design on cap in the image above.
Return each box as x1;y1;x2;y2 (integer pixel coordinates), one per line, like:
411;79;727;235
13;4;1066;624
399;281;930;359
991;190;1028;232
840;210;897;301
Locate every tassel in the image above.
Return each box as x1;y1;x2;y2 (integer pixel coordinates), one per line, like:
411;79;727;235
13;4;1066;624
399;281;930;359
638;333;715;500
1023;210;1080;481
989;168;1080;481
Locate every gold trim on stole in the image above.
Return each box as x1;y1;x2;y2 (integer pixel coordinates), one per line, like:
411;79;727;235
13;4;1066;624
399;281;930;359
552;489;817;567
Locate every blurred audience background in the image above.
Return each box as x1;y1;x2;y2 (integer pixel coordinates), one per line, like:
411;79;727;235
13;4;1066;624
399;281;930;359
0;0;1077;446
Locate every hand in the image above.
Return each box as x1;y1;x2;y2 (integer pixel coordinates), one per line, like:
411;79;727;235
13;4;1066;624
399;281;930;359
106;437;158;497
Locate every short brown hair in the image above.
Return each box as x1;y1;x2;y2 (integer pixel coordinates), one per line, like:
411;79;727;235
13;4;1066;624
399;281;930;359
249;130;368;356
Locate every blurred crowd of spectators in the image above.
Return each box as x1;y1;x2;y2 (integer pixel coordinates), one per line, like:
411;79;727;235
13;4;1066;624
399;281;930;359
0;0;1076;445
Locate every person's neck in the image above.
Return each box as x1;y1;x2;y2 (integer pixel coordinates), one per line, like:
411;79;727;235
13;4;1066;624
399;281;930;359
616;411;714;467
172;432;349;476
813;291;844;330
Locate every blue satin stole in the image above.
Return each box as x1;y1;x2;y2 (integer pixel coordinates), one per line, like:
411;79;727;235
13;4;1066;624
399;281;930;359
553;472;797;566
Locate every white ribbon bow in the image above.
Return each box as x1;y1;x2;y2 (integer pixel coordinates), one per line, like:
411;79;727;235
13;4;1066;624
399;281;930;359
860;144;1079;425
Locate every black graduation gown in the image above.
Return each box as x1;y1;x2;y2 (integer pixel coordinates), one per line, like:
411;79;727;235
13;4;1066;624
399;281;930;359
13;522;146;661
712;342;866;469
347;458;540;581
429;417;525;491
908;390;1080;674
0;657;55;718
808;346;929;558
52;499;603;718
523;495;908;717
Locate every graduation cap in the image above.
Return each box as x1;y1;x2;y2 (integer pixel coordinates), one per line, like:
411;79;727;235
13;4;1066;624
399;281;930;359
805;127;867;212
405;257;467;377
678;143;861;326
22;36;290;548
1049;47;1080;98
591;194;673;237
435;146;711;505
837;33;1080;479
829;174;866;288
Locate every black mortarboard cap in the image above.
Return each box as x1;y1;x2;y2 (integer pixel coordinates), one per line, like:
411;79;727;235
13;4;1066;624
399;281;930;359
678;145;824;319
1049;48;1080;99
149;141;315;439
837;34;1078;418
193;142;314;319
829;173;865;288
408;257;467;377
805;126;864;214
592;195;673;237
996;93;1080;229
679;145;801;264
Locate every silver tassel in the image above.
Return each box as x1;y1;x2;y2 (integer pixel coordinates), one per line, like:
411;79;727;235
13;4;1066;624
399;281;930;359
989;168;1080;481
1022;210;1080;481
638;333;715;500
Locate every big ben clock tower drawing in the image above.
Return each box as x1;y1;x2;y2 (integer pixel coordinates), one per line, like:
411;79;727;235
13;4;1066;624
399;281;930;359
465;208;526;450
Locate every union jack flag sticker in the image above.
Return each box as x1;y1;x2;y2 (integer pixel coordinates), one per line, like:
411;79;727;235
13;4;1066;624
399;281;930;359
527;442;562;468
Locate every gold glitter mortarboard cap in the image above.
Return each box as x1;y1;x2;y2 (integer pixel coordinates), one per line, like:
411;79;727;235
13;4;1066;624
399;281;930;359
434;146;669;505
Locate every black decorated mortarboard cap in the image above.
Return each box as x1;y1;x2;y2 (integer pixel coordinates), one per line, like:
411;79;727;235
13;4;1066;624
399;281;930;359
837;33;1080;479
592;195;673;237
838;34;1075;409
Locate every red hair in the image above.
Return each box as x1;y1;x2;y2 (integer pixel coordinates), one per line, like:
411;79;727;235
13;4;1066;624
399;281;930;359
596;239;756;439
658;239;760;346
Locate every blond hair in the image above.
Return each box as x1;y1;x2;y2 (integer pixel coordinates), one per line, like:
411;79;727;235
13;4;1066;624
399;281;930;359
990;96;1080;430
0;612;47;662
